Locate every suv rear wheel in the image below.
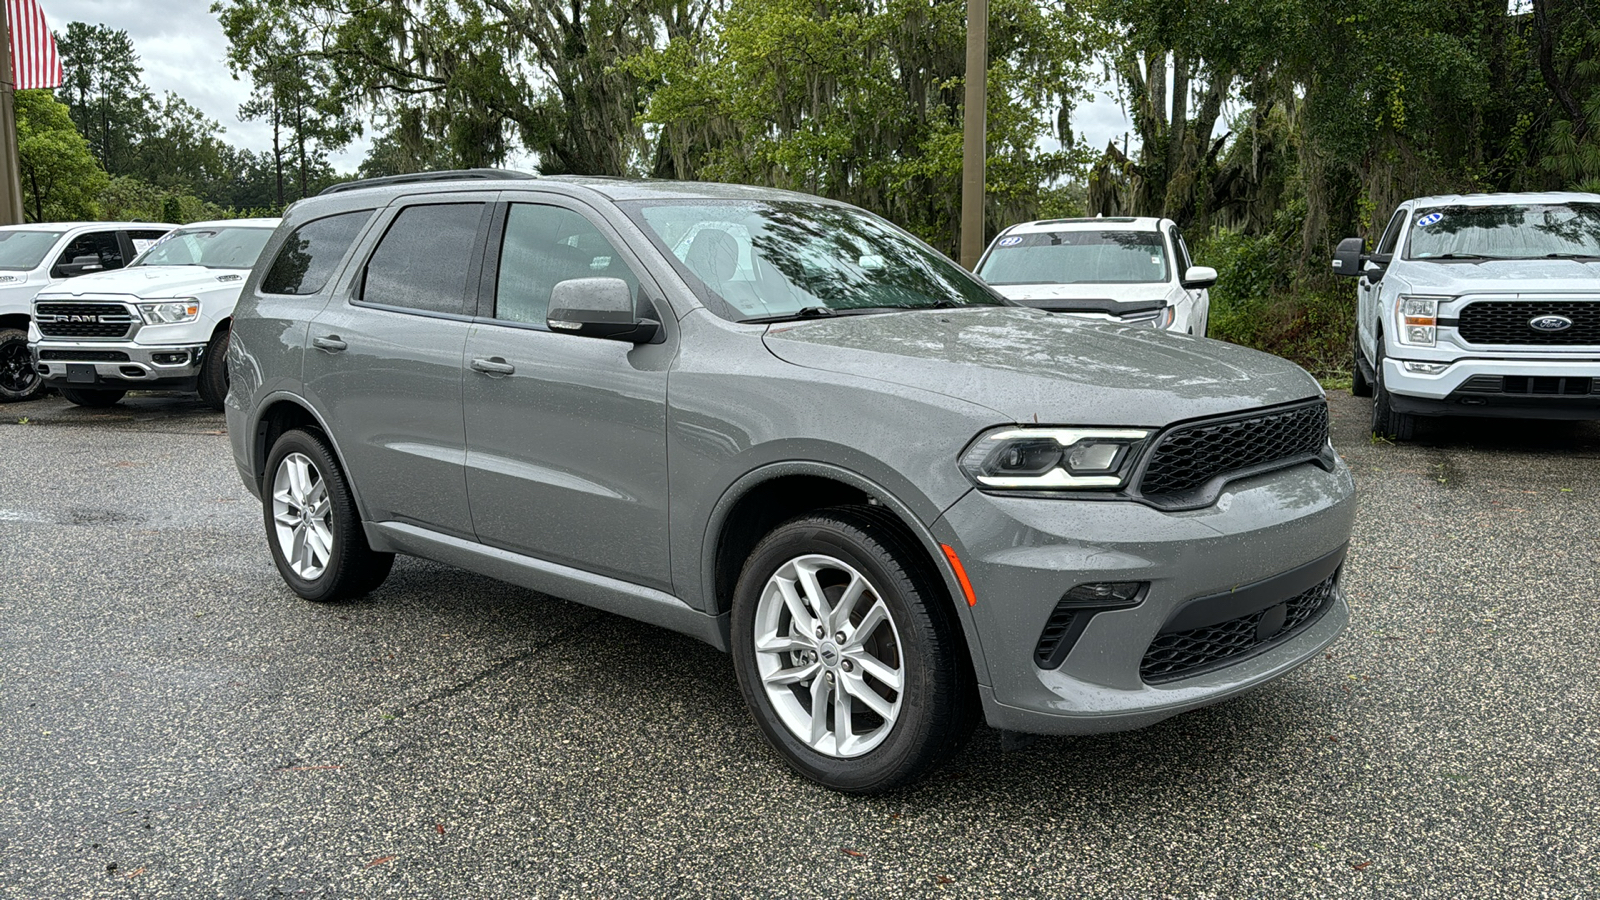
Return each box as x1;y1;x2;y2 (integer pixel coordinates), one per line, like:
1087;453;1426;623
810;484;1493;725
0;328;44;402
263;429;393;602
730;507;975;793
197;328;230;411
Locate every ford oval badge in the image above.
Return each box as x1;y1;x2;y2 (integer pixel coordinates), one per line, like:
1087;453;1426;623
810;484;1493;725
1529;315;1574;333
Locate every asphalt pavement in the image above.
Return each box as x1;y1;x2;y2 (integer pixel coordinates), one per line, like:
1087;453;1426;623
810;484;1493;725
1;391;1596;898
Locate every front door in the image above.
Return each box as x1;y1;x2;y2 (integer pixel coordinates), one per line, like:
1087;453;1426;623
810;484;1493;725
462;200;674;592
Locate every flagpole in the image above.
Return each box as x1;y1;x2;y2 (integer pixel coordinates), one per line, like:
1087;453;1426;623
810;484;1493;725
0;0;24;225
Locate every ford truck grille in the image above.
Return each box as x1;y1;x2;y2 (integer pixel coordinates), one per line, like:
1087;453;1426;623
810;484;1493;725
35;303;136;339
1456;301;1600;346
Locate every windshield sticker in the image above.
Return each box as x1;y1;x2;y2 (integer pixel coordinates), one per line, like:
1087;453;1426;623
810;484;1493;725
131;239;157;253
1416;212;1444;228
997;236;1024;247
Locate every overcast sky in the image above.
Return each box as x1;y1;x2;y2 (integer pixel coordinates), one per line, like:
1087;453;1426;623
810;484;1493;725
41;0;1138;176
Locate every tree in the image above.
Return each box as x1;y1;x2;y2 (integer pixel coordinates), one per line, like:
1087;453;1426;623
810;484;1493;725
54;22;153;176
15;90;108;221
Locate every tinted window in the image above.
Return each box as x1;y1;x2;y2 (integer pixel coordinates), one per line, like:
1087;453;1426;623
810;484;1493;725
1376;209;1407;255
1170;226;1193;273
55;231;124;274
133;226;274;269
262;211;373;295
494;204;639;326
362;204;485;315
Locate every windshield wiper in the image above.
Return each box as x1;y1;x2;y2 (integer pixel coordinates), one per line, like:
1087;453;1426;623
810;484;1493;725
1432;252;1495;261
742;306;839;324
1542;252;1600;261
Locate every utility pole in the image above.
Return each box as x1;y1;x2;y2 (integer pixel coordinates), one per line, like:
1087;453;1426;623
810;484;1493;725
0;1;24;225
958;0;987;271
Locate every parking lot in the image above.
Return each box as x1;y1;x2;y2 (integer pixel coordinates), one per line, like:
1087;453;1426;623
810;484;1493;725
1;391;1596;898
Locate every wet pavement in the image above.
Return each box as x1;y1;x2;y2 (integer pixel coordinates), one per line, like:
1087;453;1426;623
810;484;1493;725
1;390;1596;897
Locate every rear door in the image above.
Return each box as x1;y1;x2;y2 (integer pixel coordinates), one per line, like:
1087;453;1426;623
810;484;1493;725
301;196;492;539
461;198;675;591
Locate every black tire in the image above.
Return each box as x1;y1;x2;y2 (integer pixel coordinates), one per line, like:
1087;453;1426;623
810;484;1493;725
1351;338;1374;398
0;327;44;403
262;428;393;602
58;387;126;408
1371;341;1415;441
197;327;230;411
730;506;976;793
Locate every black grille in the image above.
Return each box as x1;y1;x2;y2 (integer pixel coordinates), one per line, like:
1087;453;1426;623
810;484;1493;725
1458;374;1596;396
1136;402;1329;503
35;303;135;338
1141;572;1340;683
37;349;130;362
1457;301;1600;346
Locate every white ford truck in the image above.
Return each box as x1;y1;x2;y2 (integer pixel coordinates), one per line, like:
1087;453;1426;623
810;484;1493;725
28;218;280;410
1334;192;1600;440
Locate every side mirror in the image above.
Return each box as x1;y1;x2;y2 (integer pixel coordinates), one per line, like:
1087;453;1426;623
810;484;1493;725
55;255;105;278
1331;237;1364;279
1180;265;1217;289
547;277;660;344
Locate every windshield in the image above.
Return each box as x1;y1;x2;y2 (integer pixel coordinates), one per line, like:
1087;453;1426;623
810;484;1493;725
1405;203;1600;260
977;230;1169;285
0;230;65;270
133;226;274;269
622;200;1004;321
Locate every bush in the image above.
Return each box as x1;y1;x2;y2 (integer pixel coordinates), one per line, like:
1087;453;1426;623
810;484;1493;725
1191;217;1356;386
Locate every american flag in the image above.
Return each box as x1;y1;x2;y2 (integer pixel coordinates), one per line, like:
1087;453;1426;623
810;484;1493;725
7;0;62;90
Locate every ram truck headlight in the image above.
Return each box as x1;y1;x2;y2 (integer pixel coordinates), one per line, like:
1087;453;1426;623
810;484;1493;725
137;299;200;325
1396;295;1447;347
960;427;1152;490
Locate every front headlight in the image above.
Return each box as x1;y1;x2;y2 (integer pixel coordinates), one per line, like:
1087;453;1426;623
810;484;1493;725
1396;295;1448;347
960;427;1152;490
138;299;200;325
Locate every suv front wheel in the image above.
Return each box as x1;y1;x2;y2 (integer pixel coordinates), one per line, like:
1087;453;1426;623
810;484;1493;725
730;508;975;793
263;429;393;602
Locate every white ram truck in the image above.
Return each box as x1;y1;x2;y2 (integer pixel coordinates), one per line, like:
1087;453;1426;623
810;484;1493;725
29;218;280;410
1334;192;1600;440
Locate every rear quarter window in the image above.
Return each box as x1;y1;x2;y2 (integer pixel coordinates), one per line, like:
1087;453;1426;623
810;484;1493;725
261;210;375;295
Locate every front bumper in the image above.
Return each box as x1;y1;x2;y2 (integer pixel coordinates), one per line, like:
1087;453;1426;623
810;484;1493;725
1383;356;1600;419
936;457;1356;735
31;339;206;390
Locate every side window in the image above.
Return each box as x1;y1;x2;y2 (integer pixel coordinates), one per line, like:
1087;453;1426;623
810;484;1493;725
493;204;639;326
1376;209;1408;255
262;210;374;296
127;229;172;258
362;203;485;315
54;231;125;275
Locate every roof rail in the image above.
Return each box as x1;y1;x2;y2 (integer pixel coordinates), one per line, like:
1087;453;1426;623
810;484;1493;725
318;168;535;196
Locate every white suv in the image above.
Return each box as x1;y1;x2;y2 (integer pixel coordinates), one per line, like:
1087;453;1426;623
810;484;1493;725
1334;192;1600;440
975;217;1216;335
0;221;176;402
29;218;279;409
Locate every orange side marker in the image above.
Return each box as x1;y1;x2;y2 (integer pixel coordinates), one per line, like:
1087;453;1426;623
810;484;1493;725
940;544;977;607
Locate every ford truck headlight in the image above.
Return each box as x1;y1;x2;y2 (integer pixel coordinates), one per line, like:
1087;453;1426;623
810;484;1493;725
961;427;1152;490
1396;295;1446;347
137;299;200;325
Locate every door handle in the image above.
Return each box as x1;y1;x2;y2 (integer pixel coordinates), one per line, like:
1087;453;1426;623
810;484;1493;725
312;335;347;352
470;357;516;376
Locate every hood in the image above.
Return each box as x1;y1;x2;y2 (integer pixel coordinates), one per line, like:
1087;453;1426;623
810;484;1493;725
762;306;1321;427
1397;258;1600;295
37;265;249;300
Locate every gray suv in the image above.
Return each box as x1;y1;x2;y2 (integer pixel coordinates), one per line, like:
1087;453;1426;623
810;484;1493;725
227;171;1356;793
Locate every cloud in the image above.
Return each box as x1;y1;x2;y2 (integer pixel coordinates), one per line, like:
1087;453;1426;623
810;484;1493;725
39;0;370;170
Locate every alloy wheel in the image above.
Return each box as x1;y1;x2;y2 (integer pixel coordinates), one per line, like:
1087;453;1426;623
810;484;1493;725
271;452;334;580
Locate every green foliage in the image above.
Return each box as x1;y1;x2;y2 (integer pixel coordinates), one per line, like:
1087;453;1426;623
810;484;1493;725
15;90;108;221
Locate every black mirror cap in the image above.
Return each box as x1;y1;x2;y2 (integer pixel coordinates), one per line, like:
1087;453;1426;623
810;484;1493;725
547;276;661;344
1331;237;1364;278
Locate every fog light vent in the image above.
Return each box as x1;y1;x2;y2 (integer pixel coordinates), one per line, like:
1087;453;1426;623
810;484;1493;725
1034;582;1146;669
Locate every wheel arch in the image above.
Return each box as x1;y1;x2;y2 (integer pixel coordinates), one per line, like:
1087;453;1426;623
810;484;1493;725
0;312;29;332
249;394;374;522
701;462;988;683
